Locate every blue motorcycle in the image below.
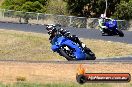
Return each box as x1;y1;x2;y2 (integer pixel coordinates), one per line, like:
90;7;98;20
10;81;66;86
46;24;96;61
102;19;124;37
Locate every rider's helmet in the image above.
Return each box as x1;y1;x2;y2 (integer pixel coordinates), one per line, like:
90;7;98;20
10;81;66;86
100;14;106;19
46;24;57;35
100;14;107;22
58;28;70;36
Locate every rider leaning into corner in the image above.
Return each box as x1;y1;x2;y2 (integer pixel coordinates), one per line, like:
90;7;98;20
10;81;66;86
46;25;93;54
98;14;113;34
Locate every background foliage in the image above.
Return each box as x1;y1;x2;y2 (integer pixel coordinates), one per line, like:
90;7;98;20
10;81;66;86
1;0;48;12
1;0;132;20
45;0;68;15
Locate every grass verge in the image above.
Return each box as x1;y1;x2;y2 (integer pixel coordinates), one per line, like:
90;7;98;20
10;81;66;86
0;82;131;87
0;29;132;61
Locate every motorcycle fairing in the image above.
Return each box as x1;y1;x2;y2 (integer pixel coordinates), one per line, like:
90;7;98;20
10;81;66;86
62;40;86;60
51;36;86;60
104;20;117;30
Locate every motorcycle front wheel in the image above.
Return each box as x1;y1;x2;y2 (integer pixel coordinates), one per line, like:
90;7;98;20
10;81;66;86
59;46;75;61
116;29;124;37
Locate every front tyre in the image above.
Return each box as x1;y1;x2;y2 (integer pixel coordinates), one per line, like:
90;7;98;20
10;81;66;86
116;29;124;37
59;46;75;61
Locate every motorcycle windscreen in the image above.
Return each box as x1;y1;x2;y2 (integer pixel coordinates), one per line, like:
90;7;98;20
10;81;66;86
63;40;86;60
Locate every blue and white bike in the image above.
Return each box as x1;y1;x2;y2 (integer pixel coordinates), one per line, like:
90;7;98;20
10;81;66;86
46;24;96;61
102;18;124;37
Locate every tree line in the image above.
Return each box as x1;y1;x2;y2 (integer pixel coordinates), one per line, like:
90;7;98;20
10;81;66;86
1;0;132;20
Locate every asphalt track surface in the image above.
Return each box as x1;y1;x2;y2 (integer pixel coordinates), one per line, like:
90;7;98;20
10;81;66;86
0;56;132;64
0;22;132;63
0;22;132;44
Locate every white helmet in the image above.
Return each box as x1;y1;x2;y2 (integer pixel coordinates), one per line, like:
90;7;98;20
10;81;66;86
100;14;106;19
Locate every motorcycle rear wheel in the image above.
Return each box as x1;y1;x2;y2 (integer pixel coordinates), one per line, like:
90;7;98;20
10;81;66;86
84;47;96;60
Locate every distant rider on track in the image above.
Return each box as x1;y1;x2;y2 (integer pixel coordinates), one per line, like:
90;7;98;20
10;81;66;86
98;14;113;34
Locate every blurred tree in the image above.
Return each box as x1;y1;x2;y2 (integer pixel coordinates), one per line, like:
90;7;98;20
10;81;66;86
113;1;132;20
1;0;132;20
64;0;121;17
45;0;68;15
64;0;90;16
1;0;48;12
1;0;49;23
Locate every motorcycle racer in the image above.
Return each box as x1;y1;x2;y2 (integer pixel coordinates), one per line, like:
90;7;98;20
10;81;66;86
46;25;83;47
98;14;113;34
46;24;95;57
46;24;96;60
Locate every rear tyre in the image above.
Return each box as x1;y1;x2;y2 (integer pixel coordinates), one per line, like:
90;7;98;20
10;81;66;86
59;46;75;61
86;54;96;60
84;47;96;60
116;29;124;37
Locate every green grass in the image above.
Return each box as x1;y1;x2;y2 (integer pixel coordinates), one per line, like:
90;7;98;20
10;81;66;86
44;83;112;87
0;82;124;87
0;29;132;61
0;82;132;87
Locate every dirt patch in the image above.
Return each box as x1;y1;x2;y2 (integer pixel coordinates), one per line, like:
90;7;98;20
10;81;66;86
0;62;132;84
0;0;4;5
